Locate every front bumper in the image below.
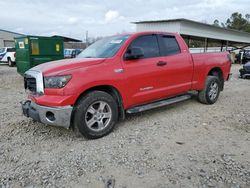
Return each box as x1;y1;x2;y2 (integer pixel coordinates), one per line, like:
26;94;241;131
21;100;73;128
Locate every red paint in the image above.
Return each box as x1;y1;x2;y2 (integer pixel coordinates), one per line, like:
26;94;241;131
30;32;231;109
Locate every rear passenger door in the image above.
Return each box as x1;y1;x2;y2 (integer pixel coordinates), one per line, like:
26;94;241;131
157;34;193;96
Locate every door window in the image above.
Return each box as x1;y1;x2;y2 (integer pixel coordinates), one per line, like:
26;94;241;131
127;35;160;58
158;35;180;56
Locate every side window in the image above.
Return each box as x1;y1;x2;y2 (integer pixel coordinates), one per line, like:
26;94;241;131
158;35;180;56
128;35;160;58
7;48;15;52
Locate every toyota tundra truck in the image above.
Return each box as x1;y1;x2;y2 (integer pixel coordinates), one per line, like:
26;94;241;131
21;32;232;139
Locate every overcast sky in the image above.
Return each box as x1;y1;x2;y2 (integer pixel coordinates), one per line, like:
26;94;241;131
0;0;249;40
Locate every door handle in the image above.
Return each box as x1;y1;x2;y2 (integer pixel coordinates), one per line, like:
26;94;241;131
157;61;167;66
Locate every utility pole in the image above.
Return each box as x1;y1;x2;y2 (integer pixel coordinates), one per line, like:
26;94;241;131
85;30;88;47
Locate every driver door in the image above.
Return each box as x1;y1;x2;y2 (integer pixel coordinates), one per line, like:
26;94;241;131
122;35;169;107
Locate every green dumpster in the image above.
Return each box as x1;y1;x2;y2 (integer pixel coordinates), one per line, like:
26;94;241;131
15;36;64;75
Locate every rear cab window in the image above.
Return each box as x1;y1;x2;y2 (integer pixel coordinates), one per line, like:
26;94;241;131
157;35;181;56
7;48;16;52
126;35;160;58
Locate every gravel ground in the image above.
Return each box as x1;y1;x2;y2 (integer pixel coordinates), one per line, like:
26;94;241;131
0;64;249;188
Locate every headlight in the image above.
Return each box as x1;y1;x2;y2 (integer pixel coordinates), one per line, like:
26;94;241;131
44;75;71;88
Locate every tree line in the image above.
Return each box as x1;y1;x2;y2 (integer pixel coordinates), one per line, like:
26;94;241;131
213;12;250;33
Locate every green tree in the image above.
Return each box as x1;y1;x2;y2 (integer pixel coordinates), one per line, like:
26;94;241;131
213;12;250;33
226;12;248;30
213;19;220;27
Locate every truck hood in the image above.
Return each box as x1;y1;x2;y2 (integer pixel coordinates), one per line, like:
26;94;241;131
30;58;106;75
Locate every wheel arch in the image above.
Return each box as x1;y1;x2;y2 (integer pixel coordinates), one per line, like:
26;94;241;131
7;56;11;61
207;67;224;91
70;85;125;128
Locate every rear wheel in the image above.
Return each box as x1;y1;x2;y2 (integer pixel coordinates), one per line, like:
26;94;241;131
198;76;221;104
8;58;14;67
73;91;118;139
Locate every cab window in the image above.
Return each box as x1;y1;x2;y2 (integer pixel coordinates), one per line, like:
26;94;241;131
158;35;180;56
127;35;160;58
7;48;15;52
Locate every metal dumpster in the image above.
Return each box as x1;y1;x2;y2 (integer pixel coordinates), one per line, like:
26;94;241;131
15;36;64;75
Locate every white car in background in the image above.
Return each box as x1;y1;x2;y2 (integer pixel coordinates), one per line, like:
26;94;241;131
0;47;16;67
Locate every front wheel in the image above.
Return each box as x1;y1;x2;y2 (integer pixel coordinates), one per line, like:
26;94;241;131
198;76;221;104
73;91;118;139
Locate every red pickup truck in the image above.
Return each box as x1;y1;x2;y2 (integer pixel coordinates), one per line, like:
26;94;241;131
22;32;232;139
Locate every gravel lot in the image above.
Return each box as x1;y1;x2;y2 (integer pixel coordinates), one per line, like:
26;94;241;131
0;64;249;188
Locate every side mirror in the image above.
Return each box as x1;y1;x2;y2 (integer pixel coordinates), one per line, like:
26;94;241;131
124;47;144;60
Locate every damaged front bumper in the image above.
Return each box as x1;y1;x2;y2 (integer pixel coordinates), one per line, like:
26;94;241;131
21;100;73;128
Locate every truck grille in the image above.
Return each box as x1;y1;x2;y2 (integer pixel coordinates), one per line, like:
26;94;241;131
24;76;37;94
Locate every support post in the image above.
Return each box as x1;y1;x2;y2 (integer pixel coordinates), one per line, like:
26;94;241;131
220;41;224;52
188;37;191;48
204;38;208;52
226;41;229;51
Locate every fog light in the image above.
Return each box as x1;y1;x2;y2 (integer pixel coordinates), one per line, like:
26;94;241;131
46;111;55;122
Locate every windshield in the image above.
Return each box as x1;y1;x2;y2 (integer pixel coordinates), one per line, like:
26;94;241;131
77;35;130;58
0;48;5;53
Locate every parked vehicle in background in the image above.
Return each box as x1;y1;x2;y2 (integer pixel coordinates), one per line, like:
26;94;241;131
21;32;232;139
0;47;16;67
236;50;250;64
64;48;83;58
15;36;64;75
239;61;250;78
75;48;83;56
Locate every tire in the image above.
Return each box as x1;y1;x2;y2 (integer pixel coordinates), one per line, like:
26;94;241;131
73;91;118;139
198;76;221;104
8;58;14;67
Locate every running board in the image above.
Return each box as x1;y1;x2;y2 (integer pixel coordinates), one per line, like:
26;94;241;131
126;94;192;114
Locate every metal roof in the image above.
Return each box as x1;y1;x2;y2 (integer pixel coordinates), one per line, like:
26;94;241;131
52;35;82;42
134;18;250;44
134;18;250;35
0;29;24;36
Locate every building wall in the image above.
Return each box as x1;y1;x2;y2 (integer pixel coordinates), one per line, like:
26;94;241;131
0;30;23;48
136;22;181;33
64;42;87;49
